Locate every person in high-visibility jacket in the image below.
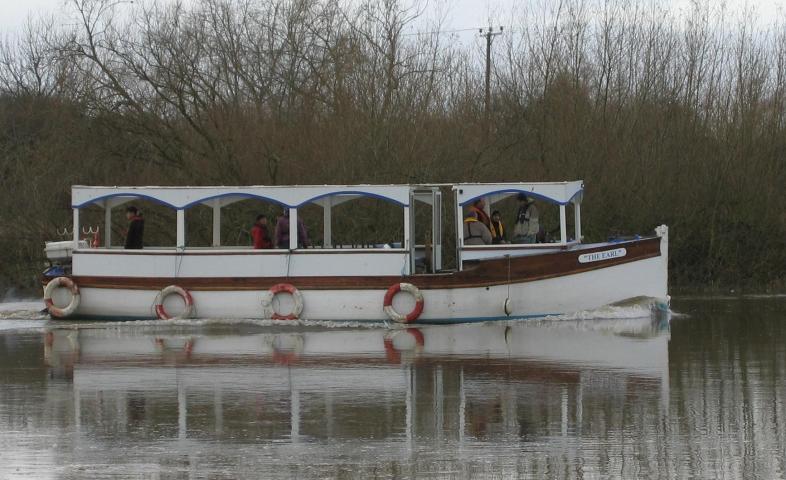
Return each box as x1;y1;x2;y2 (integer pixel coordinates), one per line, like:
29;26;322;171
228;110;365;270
468;198;497;239
490;210;506;244
463;215;492;245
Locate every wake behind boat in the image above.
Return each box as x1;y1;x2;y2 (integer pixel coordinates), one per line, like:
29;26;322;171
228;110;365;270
40;182;668;323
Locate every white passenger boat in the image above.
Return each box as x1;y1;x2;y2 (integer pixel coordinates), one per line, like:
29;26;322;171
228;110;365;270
41;182;668;323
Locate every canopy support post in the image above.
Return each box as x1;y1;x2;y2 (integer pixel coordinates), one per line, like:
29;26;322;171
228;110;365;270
431;190;442;272
455;190;463;271
103;203;112;248
289;209;298;250
176;209;186;250
323;198;332;248
73;208;80;249
403;205;412;274
574;202;582;242
212;203;221;247
559;205;567;245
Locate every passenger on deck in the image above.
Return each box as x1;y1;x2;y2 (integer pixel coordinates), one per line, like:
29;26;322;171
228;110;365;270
251;214;273;249
512;194;539;244
490;210;506;244
468;198;498;239
463;215;492;245
275;209;310;249
124;206;144;249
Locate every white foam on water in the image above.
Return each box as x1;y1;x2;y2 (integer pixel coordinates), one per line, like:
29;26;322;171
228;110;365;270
495;297;676;337
542;304;656;322
0;299;44;312
0;300;49;330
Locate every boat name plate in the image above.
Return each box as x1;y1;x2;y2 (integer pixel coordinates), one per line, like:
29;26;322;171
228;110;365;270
578;248;627;264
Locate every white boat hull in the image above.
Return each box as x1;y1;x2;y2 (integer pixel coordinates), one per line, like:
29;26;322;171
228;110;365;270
45;229;669;323
53;252;665;323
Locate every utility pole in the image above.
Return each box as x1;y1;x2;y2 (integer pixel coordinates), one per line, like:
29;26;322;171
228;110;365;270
480;26;503;137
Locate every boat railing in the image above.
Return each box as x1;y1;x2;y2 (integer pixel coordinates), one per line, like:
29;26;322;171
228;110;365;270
460;240;582;261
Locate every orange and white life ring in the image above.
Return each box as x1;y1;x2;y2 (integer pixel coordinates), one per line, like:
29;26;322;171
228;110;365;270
261;283;304;320
154;285;194;320
383;328;425;363
44;276;80;318
383;283;424;323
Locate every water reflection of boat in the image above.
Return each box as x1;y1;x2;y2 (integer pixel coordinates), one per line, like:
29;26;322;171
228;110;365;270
43;319;670;446
45;318;669;372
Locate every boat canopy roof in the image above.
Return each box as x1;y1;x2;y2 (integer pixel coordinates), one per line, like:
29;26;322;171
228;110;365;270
71;181;584;209
71;185;413;209
454;181;584;206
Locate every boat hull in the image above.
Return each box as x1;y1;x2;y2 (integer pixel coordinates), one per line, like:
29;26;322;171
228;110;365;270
44;233;669;323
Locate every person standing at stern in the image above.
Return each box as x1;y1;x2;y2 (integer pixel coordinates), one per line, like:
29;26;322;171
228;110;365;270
124;206;144;249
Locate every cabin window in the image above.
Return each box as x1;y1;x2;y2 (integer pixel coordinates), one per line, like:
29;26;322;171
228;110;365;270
302;195;405;250
76;198;177;249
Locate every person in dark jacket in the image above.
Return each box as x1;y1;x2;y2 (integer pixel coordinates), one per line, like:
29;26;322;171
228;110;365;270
275;209;309;249
251;214;273;249
124;206;144;249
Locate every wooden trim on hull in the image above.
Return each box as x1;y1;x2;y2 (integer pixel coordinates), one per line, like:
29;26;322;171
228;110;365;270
63;237;661;291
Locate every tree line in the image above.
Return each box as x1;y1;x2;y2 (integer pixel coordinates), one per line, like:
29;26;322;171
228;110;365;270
1;0;785;292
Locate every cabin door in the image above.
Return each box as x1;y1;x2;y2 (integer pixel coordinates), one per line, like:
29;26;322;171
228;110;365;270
412;188;443;274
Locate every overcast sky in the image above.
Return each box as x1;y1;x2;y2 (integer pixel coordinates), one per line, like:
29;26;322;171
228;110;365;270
1;0;784;38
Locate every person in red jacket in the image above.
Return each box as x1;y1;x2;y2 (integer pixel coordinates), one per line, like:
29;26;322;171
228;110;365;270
251;214;273;249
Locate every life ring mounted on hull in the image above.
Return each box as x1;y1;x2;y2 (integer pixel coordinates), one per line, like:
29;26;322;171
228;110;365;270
383;283;424;323
44;277;80;318
261;283;304;320
154;285;194;320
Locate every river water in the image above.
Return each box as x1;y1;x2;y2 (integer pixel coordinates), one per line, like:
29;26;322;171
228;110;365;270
0;297;784;479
